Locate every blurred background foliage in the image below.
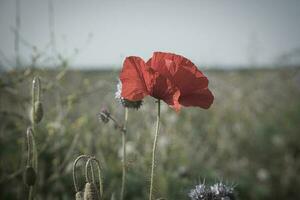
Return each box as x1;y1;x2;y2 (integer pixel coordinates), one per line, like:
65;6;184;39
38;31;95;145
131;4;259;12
1;65;300;199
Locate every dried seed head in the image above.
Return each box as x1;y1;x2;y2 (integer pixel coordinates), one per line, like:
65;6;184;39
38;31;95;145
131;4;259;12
31;101;43;124
115;80;143;109
24;166;36;186
84;182;98;200
76;191;84;200
98;109;110;123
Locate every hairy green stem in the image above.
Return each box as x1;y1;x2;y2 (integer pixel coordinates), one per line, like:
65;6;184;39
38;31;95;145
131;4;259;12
28;78;35;200
28;189;34;200
149;100;161;200
28;128;38;200
120;108;128;200
26;129;32;166
28;77;40;200
73;155;90;192
31;77;39;171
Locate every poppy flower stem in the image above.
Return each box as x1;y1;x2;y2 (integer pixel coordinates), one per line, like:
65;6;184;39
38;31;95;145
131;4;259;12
149;100;161;200
120;108;128;200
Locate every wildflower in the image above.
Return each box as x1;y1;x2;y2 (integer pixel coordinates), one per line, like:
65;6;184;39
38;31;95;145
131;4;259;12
188;183;210;200
210;182;235;200
115;80;143;109
119;52;214;112
188;182;236;200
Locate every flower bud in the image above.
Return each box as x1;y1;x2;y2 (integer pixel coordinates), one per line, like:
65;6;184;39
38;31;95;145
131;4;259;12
31;101;43;124
24;166;36;186
76;191;84;200
84;182;98;200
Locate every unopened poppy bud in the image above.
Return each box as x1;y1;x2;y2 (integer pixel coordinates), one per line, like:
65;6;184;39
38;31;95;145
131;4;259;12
76;191;84;200
83;182;98;200
31;101;43;123
24;166;36;186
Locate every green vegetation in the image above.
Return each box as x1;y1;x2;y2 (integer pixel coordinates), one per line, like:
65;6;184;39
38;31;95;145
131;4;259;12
1;67;300;199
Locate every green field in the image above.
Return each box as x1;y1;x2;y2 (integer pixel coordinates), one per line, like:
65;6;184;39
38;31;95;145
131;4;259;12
1;67;300;199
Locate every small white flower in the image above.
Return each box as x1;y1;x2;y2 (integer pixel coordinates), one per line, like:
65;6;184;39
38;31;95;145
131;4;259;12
115;80;122;100
188;181;235;200
188;183;209;200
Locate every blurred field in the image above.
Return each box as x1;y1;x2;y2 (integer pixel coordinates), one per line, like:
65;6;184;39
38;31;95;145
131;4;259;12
1;67;300;200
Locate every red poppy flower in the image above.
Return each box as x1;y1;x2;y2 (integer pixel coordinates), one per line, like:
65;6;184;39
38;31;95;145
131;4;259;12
119;52;214;111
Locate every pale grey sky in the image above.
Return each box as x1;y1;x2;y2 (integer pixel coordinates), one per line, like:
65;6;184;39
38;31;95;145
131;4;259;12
1;0;300;68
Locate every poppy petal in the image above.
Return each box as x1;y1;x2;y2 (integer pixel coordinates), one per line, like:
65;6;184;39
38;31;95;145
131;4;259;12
179;88;214;109
148;52;209;94
151;74;181;111
120;56;150;101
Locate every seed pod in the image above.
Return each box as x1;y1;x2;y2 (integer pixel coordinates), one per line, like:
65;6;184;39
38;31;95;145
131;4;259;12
31;101;43;123
24;166;36;186
84;182;98;200
76;191;84;200
120;98;143;109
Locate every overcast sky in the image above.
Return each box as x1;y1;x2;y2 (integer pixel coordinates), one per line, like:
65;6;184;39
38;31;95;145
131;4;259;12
1;0;300;68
